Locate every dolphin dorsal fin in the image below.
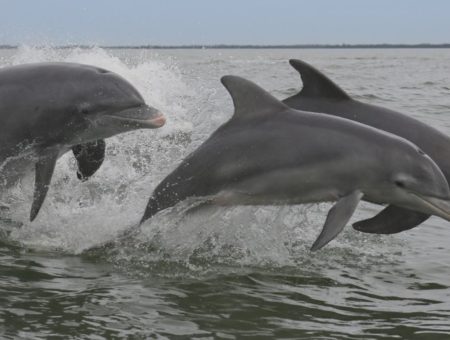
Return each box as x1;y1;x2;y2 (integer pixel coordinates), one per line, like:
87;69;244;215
221;75;288;120
289;59;351;100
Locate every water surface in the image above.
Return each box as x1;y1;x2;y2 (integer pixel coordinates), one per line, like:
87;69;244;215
1;47;450;339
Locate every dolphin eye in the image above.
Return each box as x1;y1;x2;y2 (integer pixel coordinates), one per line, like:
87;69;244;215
395;180;406;188
79;103;91;115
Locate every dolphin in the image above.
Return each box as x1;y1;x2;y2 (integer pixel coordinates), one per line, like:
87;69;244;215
140;75;450;251
0;62;166;221
282;59;450;234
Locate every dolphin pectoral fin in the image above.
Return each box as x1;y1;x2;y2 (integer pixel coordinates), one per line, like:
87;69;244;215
72;139;106;181
353;205;430;234
30;150;59;221
311;190;363;251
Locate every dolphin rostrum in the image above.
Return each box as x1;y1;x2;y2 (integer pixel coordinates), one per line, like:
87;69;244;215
0;62;166;221
283;59;450;234
140;75;450;250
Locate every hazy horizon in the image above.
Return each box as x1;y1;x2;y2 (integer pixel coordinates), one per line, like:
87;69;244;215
1;0;450;46
2;43;450;49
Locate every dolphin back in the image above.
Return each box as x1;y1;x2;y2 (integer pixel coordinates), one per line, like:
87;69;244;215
141;75;293;224
288;59;351;100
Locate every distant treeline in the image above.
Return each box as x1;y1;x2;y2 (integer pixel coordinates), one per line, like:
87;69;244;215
1;43;450;49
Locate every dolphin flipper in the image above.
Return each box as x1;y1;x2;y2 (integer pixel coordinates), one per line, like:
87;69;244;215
30;150;59;221
311;190;363;251
72;139;106;181
353;205;430;234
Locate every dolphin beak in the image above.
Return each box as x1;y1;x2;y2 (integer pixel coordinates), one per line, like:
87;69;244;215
105;105;166;129
410;193;450;221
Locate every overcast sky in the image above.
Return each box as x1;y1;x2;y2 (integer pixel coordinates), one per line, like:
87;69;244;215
1;0;449;46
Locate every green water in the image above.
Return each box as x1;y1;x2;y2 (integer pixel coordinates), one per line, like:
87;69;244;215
1;47;450;339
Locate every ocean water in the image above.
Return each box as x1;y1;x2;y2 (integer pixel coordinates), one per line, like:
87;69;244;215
1;47;450;339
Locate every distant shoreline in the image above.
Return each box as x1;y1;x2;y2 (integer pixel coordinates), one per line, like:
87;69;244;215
1;43;450;50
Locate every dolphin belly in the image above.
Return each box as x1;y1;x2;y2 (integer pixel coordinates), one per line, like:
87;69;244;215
213;167;342;206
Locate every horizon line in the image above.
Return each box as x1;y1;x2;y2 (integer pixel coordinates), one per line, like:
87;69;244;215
1;43;450;50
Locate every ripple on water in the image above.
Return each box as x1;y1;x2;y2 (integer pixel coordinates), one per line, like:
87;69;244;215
1;47;450;338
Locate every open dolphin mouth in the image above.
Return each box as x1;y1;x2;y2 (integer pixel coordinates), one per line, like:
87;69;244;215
105;105;166;129
410;193;450;221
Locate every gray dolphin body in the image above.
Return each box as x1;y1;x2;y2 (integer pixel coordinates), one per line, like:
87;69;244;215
140;75;450;250
283;59;450;234
0;62;166;221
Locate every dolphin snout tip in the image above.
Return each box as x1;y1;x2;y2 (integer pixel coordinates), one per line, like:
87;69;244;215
149;112;166;128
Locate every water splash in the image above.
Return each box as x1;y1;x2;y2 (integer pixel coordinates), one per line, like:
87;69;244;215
84;200;402;279
4;46;194;253
2;47;403;273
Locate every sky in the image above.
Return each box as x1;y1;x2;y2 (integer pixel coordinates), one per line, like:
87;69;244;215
1;0;450;46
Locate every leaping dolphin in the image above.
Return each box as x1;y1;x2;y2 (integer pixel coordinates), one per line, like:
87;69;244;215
283;59;450;234
140;75;450;251
0;62;166;221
